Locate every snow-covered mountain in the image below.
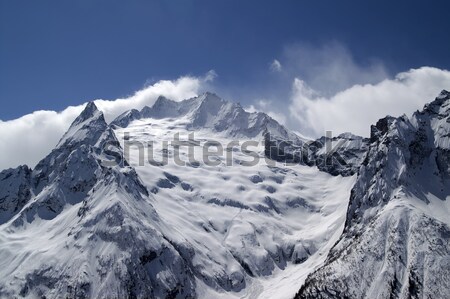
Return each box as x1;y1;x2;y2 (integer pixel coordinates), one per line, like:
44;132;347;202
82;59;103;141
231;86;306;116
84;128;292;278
296;90;450;298
0;91;448;299
0;101;198;298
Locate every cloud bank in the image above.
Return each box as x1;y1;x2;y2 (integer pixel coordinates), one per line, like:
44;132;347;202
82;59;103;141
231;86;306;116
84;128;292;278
0;75;206;170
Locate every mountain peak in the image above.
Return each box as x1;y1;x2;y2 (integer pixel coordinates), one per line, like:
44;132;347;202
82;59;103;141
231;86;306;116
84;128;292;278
85;100;98;112
437;89;450;99
199;91;222;103
56;101;107;148
110;109;140;128
141;95;179;119
72;101;101;126
155;95;171;101
421;89;450;115
152;95;177;108
369;115;396;143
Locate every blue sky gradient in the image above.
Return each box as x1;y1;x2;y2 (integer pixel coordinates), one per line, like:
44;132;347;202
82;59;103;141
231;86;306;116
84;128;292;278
1;0;450;120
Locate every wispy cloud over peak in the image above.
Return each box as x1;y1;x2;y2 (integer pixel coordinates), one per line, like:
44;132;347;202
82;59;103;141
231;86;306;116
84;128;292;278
282;41;389;96
270;59;282;72
203;69;218;82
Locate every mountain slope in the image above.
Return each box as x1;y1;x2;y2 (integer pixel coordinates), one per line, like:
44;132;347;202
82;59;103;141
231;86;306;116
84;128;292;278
296;90;450;299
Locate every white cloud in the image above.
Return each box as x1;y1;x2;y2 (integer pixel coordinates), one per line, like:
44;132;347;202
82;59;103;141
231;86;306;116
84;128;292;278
256;99;270;109
0;74;210;170
244;105;257;113
270;59;282;72
203;69;218;82
282;42;388;96
289;67;450;137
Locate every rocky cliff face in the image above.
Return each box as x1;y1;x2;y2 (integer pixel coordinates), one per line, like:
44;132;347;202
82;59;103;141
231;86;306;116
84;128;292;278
265;132;370;177
0;165;32;224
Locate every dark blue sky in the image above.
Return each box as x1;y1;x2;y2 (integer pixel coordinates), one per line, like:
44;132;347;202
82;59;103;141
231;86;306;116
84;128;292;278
1;0;449;120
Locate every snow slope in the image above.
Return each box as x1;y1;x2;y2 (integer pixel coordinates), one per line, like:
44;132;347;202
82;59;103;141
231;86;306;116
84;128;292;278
113;115;356;298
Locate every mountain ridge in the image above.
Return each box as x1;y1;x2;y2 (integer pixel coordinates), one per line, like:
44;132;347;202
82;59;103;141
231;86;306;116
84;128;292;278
112;92;302;142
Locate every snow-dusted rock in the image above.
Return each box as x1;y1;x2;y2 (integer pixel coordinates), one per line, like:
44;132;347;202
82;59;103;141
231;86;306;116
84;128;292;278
0;165;32;224
264;132;369;176
110;108;141;128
